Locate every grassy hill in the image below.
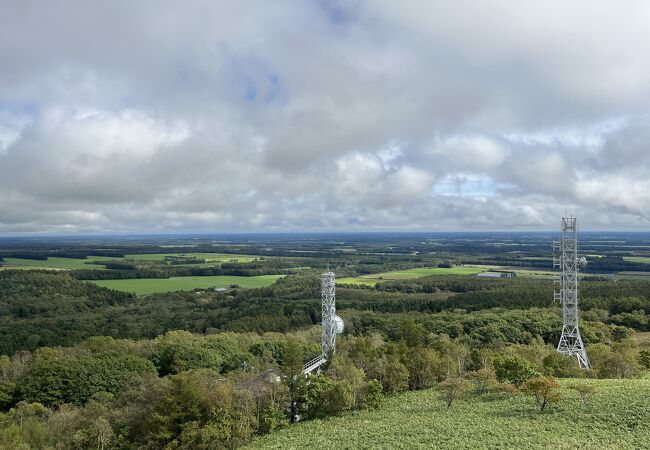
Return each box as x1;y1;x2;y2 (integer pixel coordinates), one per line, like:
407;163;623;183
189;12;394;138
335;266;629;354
245;379;650;450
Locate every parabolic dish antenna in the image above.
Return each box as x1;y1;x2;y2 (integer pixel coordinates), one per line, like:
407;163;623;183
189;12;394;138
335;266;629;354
334;315;344;334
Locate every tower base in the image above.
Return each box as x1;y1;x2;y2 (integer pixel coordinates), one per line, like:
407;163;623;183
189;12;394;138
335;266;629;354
557;325;589;369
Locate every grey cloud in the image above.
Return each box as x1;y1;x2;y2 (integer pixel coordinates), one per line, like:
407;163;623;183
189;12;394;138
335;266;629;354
1;1;650;233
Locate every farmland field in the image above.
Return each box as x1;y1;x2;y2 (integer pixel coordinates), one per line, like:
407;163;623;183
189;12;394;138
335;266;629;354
89;274;283;295
123;252;259;262
0;253;261;270
623;256;650;264
246;379;650;450
0;256;114;270
337;266;485;285
509;268;556;279
336;277;379;286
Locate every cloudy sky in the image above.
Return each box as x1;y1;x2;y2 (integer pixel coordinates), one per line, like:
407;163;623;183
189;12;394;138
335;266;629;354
1;1;650;234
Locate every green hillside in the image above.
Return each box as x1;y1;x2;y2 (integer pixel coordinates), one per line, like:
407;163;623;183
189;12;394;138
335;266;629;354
246;379;650;450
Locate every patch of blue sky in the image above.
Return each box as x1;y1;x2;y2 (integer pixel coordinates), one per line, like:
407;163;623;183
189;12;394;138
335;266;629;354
0;101;38;116
241;72;284;104
502;117;627;149
244;81;257;101
376;141;405;170
433;173;510;197
318;0;358;25
0;106;34;153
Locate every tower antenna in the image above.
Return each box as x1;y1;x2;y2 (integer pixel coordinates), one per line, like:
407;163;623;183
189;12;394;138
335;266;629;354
554;217;589;369
321;271;338;357
302;271;344;375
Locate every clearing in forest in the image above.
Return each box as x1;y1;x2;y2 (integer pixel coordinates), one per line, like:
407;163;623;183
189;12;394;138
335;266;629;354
89;274;283;295
338;266;485;285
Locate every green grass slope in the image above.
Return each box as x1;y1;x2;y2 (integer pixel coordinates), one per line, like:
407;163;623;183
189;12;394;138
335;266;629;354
246;379;650;450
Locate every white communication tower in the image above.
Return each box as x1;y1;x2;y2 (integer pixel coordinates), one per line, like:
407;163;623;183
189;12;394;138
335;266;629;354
554;217;590;369
321;271;343;356
302;272;344;374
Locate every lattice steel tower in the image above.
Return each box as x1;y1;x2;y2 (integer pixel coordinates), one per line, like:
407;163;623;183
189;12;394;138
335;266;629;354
321;272;337;356
554;217;590;369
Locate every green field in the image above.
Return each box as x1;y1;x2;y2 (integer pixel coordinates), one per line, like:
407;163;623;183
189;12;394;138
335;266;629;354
246;379;650;449
89;274;283;295
124;252;258;262
623;256;650;264
338;266;485;286
337;277;379;286
509;268;556;279
0;253;260;271
0;256;115;270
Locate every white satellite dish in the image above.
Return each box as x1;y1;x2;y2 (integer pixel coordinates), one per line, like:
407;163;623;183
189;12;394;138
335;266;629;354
334;315;344;334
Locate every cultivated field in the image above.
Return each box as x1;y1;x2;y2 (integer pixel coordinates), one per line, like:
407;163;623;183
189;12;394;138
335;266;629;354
0;256;114;270
123;252;258;262
338;266;485;285
0;253;260;271
246;379;650;450
623;256;650;264
89;274;283;295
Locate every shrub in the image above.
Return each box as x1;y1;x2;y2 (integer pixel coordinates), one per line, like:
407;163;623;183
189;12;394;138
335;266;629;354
493;354;538;387
360;379;383;409
522;376;561;412
466;368;497;395
437;377;470;408
383;359;409;394
304;375;353;419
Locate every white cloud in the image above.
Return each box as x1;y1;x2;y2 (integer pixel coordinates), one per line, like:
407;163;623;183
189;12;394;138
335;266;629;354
1;1;650;232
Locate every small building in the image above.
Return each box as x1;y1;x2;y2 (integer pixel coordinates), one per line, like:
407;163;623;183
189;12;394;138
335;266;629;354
477;271;516;278
213;287;228;292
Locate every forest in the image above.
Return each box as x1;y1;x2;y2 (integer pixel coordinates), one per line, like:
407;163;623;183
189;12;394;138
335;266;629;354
0;233;649;448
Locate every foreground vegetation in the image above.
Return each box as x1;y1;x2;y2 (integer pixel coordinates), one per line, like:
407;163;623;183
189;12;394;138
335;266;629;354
246;379;650;450
0;325;647;449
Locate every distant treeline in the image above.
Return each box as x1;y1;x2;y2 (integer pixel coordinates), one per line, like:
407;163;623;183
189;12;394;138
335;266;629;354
72;267;295;280
459;255;650;273
583;255;650;273
0;251;126;260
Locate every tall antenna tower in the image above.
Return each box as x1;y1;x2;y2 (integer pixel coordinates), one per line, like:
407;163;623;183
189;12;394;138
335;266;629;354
554;217;590;369
321;271;337;356
303;272;344;375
